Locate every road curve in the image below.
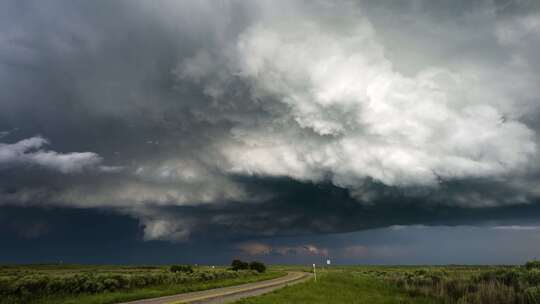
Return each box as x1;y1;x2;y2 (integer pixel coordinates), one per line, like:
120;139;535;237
117;271;312;304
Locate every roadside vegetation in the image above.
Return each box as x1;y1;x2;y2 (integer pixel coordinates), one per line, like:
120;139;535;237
361;260;540;304
0;263;281;304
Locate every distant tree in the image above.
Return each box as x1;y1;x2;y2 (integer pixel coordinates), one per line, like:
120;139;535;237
231;259;249;271
170;265;194;273
249;261;266;273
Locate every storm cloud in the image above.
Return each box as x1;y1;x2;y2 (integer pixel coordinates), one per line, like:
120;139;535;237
1;0;540;244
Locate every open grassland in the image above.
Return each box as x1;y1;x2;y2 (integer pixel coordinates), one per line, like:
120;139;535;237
0;264;284;304
4;263;540;304
238;263;540;304
234;270;434;304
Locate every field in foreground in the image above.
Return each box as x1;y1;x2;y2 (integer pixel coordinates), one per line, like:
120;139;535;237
4;263;540;304
234;270;434;304
238;263;540;304
0;264;283;304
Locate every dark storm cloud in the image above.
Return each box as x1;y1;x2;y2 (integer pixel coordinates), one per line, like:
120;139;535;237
1;0;540;243
122;177;540;243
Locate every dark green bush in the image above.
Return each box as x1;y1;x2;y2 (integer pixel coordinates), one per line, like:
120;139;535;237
231;259;250;271
169;265;194;273
526;269;540;285
103;278;120;291
249;261;266;273
524;286;540;304
526;260;540;271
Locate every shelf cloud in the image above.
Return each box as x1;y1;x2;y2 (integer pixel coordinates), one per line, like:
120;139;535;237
1;0;540;243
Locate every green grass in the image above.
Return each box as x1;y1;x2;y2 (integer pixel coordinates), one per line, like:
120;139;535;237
246;264;540;304
234;270;436;304
7;264;539;304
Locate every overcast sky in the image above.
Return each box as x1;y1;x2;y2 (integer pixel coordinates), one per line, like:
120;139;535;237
1;0;540;264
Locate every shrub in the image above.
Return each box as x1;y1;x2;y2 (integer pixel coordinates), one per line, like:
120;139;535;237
249;261;266;273
169;265;193;273
373;266;540;304
526;260;540;271
102;278;120;291
526;269;540;285
0;267;257;304
524;286;540;304
231;259;249;271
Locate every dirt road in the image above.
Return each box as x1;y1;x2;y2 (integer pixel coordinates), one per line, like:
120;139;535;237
117;271;312;304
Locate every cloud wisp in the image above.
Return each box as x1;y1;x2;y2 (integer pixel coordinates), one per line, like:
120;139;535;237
0;136;102;174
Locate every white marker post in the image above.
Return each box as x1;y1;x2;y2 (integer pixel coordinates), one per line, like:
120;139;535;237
313;263;317;282
325;259;331;273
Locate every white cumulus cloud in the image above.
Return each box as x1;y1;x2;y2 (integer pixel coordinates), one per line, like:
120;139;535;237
181;8;537;191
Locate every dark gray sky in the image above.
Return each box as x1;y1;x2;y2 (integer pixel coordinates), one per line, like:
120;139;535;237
1;0;540;265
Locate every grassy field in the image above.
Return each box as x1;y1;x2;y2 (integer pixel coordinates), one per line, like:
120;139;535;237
234;269;435;304
359;263;540;304
237;263;540;304
0;264;284;304
4;263;540;304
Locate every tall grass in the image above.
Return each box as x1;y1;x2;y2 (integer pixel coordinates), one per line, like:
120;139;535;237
362;262;540;304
